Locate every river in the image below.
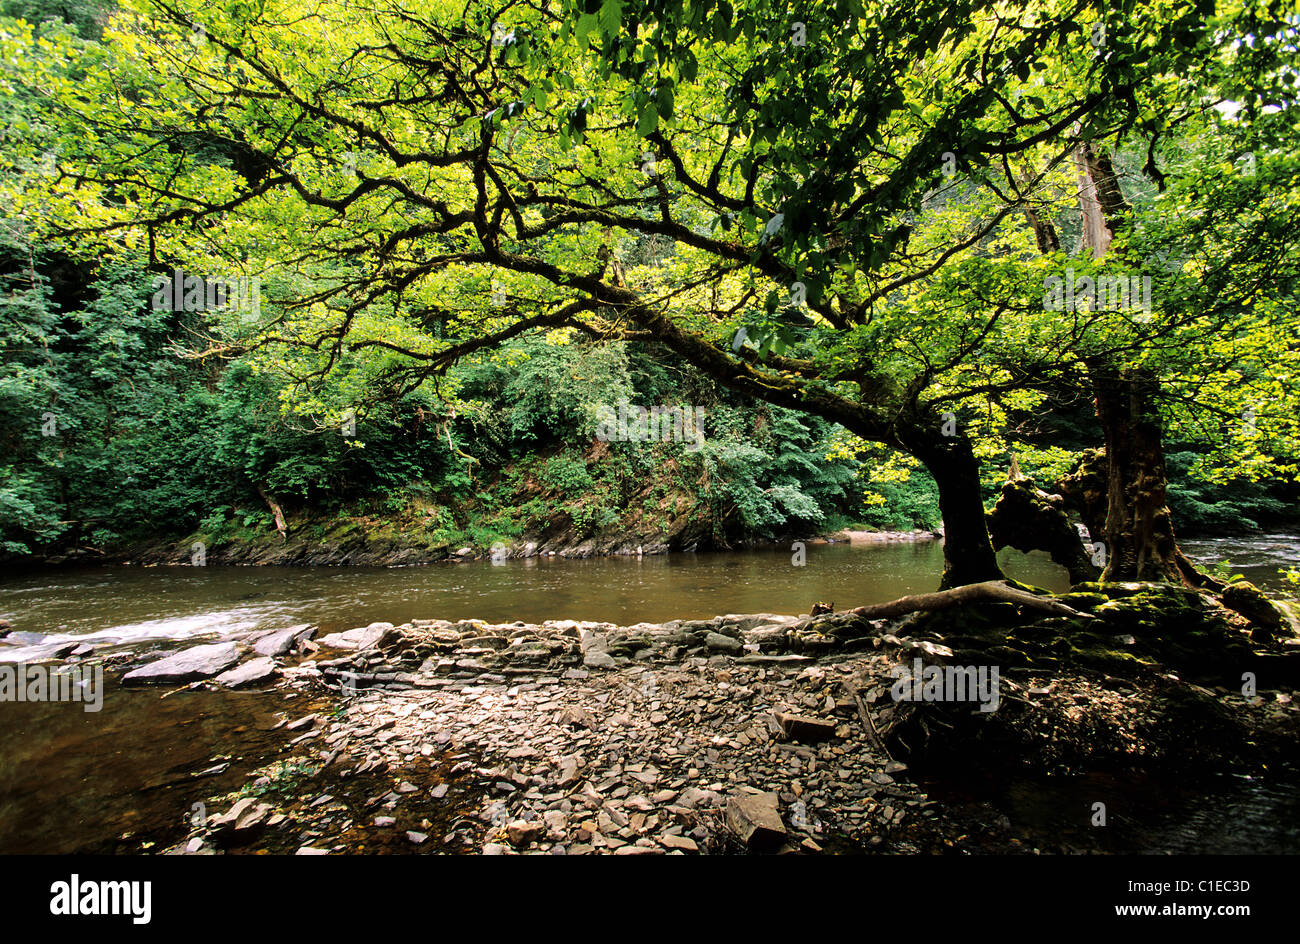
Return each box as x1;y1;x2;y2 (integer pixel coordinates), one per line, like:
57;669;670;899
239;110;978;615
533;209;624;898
0;534;1296;854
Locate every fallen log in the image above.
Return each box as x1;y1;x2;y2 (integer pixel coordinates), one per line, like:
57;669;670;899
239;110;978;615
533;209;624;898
847;580;1092;621
256;483;288;540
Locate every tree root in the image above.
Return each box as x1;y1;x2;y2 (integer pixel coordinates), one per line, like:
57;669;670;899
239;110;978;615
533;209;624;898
847;580;1092;621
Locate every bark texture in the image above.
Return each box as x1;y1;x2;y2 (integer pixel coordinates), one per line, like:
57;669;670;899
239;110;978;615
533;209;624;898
1074;144;1202;585
1087;362;1182;581
987;461;1100;584
256;484;288;540
904;430;1006;588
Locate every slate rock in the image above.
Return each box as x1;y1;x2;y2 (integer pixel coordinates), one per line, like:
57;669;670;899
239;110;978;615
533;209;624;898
776;712;838;743
726;791;787;850
318;622;393;651
506;820;546;847
215;656;279;689
122;642;242;685
251;623;316;656
705;632;743;654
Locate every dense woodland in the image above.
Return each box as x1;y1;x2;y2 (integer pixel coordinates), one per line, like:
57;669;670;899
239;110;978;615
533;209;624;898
1;0;1297;582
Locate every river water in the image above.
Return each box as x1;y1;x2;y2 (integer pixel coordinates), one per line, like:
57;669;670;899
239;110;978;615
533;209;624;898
0;541;1063;646
0;534;1296;854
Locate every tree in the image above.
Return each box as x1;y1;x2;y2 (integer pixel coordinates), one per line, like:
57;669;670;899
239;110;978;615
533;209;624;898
991;92;1300;582
11;0;1298;586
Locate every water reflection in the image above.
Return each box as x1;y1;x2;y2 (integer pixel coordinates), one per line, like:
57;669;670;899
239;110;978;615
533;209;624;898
0;688;313;854
0;542;1067;644
0;535;1293;855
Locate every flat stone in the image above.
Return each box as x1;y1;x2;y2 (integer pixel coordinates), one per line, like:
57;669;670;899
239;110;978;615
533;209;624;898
557;706;596;729
122;642;243;685
705;632;743;654
583;649;617;669
776;712;838;743
660;833;699;852
251;623;315;657
318;622;393;651
214;656;279;688
677;787;721;809
557;755;583;786
234;803;272;832
211;797;256;828
726;791;787;850
286;714;317;732
506;820;546;847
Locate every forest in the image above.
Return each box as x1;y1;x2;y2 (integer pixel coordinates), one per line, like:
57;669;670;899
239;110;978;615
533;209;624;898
1;0;1299;875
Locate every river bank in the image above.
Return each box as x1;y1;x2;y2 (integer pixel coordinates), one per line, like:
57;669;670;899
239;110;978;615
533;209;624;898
29;523;942;570
3;538;1298;855
72;579;1299;856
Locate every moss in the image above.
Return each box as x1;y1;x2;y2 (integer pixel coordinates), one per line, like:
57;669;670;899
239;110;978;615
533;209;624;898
1056;591;1108;610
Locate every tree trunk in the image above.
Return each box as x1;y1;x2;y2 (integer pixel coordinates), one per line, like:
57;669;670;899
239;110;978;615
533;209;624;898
987;462;1100;584
1073;144;1212;586
1074;141;1131;259
1087;362;1182;581
907;431;1005;588
1023;206;1061;254
1056;447;1109;541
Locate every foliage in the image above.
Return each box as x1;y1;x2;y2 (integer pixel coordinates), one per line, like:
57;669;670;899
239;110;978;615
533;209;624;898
0;0;1296;570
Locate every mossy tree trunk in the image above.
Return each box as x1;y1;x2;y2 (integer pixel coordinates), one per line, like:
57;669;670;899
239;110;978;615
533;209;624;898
987;461;1100;584
1073;147;1217;588
1087;362;1183;581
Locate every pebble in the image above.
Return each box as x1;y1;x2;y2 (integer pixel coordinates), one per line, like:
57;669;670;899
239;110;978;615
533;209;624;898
181;598;1241;855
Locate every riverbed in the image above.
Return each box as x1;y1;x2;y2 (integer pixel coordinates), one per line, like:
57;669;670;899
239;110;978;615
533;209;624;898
0;535;1296;854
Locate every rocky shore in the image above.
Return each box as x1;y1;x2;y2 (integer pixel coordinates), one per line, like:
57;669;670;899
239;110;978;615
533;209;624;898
26;523;942;569
92;579;1298;855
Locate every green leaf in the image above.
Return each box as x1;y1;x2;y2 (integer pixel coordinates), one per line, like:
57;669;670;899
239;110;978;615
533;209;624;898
575;12;599;47
597;0;624;37
636;105;659;136
654;81;675;119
